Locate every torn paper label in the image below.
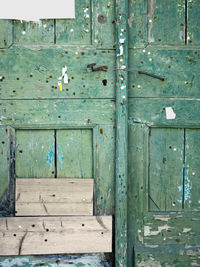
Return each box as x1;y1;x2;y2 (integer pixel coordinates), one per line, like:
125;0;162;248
165;107;176;120
62;66;68;84
0;0;75;21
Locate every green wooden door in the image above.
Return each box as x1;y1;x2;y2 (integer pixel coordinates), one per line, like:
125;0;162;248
0;1;115;265
128;1;200;266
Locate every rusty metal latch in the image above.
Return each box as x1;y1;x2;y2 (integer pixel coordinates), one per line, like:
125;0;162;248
138;70;165;81
87;63;108;72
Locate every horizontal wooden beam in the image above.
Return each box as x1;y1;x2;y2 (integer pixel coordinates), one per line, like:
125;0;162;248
15;178;93;216
0;216;112;255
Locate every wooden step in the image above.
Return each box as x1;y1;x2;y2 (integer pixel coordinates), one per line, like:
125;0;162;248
0;216;112;255
15;178;93;216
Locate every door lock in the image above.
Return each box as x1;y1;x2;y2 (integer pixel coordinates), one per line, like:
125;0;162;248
87;63;108;72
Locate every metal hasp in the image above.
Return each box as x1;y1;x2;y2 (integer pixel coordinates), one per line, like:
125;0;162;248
115;0;128;266
87;63;108;72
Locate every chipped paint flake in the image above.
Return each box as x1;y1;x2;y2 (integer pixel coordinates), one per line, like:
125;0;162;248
144;225;172;236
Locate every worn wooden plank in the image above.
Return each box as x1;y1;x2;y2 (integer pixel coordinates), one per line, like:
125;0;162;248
187;0;200;45
15;130;55;178
135;244;200;267
56;0;91;45
147;0;185;45
129;99;200;127
129;0;148;49
93;0;115;49
57;130;93;178
0;47;115;99
94;125;115;215
115;0;128;266
15;178;93;216
149;128;184;211
0;99;115;126
184;129;200;211
143;213;200;245
0;20;13;48
0;216;112;255
13;20;54;44
129;48;200;98
127;124;149;267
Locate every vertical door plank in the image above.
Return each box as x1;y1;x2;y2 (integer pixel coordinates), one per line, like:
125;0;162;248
187;0;200;45
93;0;115;49
94;125;115;215
15;130;55;178
13;20;54;44
0;20;13;48
184;129;200;211
56;0;91;45
149;128;184;211
147;0;185;45
129;0;148;48
0;127;9;201
57;129;93;178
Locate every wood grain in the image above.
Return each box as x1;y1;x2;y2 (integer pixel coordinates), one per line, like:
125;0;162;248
0;216;112;255
15;178;93;216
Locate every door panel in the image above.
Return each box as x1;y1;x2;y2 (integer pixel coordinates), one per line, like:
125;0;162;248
57;129;93;178
15;130;55;178
128;0;200;266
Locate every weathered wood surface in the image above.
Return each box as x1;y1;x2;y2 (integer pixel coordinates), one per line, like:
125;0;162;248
15;179;93;216
135;244;200;267
0;216;112;255
149;128;184;211
115;0;128;266
57;130;93;178
0;20;13;48
129;48;200;98
0;99;115;126
0;47;115;99
129;99;200;127
129;0;185;48
56;0;91;45
15;130;55;178
187;0;200;45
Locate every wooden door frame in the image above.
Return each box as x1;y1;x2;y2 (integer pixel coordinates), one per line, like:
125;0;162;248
115;0;129;266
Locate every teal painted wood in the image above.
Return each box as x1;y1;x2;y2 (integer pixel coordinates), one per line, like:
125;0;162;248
0;20;13;48
135;244;200;266
149;128;184;211
56;0;91;45
129;99;200;127
185;129;200;211
0;127;9;203
15;130;55;178
187;0;200;45
94;125;115;215
127;124;149;267
129;48;200;98
93;0;115;49
56;129;93;178
147;0;185;45
115;0;128;266
13;20;54;44
0;47;115;99
0;99;115;126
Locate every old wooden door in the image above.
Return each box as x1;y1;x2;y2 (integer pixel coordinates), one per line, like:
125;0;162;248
0;0;115;265
128;0;200;266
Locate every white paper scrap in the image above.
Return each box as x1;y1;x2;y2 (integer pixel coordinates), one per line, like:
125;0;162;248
0;0;75;21
165;107;176;120
62;66;68;84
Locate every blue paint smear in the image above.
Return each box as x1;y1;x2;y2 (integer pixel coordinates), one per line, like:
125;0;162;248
46;146;54;169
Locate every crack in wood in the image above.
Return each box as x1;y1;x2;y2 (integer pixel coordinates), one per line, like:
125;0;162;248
96;216;108;231
149;195;160;210
18;231;28;255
